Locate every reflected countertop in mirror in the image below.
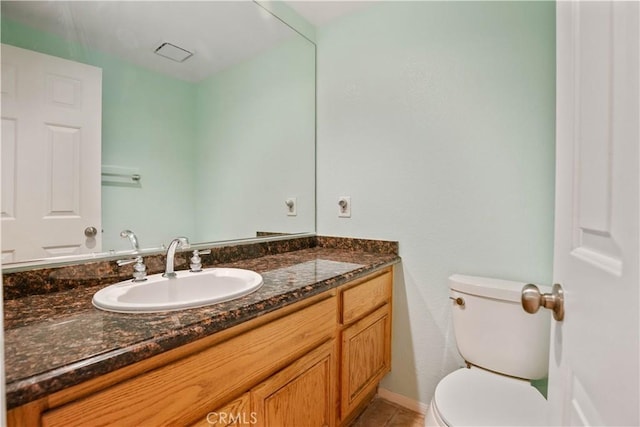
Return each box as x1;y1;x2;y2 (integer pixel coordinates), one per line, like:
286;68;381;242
0;1;316;268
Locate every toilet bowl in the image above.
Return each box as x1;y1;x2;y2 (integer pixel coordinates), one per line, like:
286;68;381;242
425;367;548;426
425;274;551;426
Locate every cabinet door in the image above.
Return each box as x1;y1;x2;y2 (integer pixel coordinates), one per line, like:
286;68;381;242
251;341;336;427
190;393;252;427
340;304;391;419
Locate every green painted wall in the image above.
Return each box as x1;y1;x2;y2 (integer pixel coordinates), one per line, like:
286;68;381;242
194;35;315;241
315;1;556;406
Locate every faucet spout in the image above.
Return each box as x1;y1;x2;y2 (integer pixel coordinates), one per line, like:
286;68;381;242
163;237;189;278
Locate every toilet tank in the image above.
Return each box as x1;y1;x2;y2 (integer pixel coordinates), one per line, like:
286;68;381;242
449;274;551;380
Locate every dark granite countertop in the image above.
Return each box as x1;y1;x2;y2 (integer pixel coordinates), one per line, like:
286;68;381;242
4;245;399;410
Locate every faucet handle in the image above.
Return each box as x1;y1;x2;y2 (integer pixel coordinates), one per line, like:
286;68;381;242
117;256;147;282
189;249;211;272
117;257;137;266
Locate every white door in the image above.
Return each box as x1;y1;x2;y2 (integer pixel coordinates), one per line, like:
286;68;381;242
549;1;639;425
1;44;102;263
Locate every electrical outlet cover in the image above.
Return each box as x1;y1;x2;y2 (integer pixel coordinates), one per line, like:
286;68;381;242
286;197;297;216
338;196;351;218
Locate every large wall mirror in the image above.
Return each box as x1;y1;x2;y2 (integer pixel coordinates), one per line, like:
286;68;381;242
1;1;316;268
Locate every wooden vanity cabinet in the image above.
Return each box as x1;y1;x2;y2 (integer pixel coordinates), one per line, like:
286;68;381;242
7;267;394;427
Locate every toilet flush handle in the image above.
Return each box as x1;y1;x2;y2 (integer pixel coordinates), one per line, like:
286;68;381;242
521;283;564;321
449;296;465;308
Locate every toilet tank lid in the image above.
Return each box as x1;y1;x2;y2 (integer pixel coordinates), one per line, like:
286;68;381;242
449;274;551;302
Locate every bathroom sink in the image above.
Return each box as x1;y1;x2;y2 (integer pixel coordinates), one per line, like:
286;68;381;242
92;268;263;313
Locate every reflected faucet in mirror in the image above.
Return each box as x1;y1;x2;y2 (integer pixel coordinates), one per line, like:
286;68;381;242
163;237;190;279
120;230;140;253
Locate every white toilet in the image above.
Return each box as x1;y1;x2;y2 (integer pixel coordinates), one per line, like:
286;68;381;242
425;274;551;426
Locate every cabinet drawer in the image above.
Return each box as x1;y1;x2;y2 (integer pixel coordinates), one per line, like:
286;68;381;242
341;270;391;325
42;297;336;427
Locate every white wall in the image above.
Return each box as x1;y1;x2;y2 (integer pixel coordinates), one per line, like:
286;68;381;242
316;1;556;406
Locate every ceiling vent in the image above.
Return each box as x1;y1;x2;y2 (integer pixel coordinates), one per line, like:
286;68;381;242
154;42;193;63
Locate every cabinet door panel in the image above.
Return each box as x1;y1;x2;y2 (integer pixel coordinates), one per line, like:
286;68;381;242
252;341;336;427
341;304;391;418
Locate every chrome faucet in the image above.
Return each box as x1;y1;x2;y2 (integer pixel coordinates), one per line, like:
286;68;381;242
163;237;189;278
120;229;140;252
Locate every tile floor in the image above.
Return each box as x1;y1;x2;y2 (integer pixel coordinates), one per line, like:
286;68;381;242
350;397;425;427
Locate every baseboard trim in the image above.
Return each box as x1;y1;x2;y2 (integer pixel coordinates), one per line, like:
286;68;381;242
377;387;429;415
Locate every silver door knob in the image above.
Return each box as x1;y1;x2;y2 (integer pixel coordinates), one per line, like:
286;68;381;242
84;226;98;238
521;283;564;321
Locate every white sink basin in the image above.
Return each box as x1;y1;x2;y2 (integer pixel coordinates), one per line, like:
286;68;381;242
92;268;263;313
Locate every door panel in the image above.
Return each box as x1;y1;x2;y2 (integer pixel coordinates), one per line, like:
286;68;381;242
551;2;639;425
0;44;102;262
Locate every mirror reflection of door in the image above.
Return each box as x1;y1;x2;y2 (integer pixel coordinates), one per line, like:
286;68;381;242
1;43;102;263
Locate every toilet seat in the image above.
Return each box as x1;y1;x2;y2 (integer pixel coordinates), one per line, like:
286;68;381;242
432;367;548;426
